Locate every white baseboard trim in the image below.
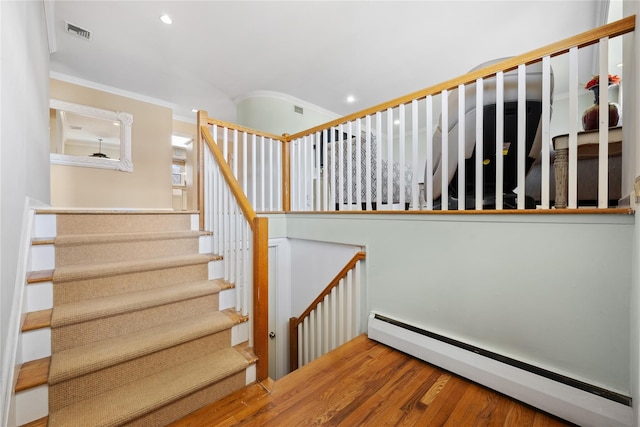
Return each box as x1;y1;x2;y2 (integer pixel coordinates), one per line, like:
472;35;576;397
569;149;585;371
368;312;633;427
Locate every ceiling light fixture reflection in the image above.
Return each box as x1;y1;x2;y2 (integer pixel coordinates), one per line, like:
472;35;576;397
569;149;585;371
160;14;173;24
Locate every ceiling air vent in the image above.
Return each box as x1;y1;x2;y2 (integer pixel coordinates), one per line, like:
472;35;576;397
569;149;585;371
294;106;304;115
65;21;92;41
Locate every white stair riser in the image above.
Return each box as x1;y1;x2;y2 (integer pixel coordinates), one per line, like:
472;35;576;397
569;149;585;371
199;234;213;254
34;214;56;238
190;214;199;231
30;245;54;271
245;364;256;385
209;259;224;280
231;322;249;347
20;329;51;363
26;282;53;312
219;289;235;311
14;385;48;426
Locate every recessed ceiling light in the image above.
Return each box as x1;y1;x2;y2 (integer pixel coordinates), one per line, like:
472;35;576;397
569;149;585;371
346;95;355;103
394;119;400;125
160;14;173;24
192;109;198;113
617;63;623;67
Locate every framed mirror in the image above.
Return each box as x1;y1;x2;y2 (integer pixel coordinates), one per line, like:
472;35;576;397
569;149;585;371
50;99;133;172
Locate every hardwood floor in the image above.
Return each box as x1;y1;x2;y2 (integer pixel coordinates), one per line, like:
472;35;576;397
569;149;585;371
170;334;574;426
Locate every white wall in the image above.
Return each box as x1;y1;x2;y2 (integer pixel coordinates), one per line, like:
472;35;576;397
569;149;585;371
288;239;361;316
236;91;339;136
282;213;633;396
0;1;51;424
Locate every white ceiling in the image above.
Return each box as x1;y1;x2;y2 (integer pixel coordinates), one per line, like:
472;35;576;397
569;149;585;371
50;1;607;123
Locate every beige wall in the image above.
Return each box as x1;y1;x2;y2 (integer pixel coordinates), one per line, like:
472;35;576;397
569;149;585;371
172;119;197;210
50;79;173;209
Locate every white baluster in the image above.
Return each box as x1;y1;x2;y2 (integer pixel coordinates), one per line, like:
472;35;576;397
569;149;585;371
541;56;552;208
568;48;579;209
399;104;406;209
411;100;419;210
365;115;373;210
375;112;382;210
314;133;321;211
386;108;393;209
251;134;257;207
495;71;504;210
269;137;274;211
242;132;248;195
347;121;353;210
475;80;484;210
355;118;362;209
458;85;466;210
260;136;266;211
338;124;345;210
233;129;238;178
517;65;526;209
322;129;329;211
598;37;609;208
441;90;449;210
426;95;434;210
223;126;229;164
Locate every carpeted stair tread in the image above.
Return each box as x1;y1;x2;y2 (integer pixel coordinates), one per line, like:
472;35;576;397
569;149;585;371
54;230;204;246
48;347;248;427
51;280;222;328
49;311;233;385
52;253;215;283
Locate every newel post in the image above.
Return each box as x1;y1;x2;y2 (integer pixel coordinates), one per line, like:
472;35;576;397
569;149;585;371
196;110;208;231
282;134;291;212
289;317;299;372
253;216;269;381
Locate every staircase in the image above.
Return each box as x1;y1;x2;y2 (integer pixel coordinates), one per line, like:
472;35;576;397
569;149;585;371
14;210;256;426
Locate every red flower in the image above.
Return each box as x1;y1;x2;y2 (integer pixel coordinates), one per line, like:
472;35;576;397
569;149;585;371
585;74;621;90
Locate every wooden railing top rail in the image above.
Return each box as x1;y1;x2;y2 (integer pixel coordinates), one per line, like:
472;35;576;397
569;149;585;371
200;125;257;228
286;15;635;141
205;116;286;142
291;251;366;328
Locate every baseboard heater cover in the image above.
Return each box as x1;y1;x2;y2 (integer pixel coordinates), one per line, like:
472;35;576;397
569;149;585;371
368;312;633;427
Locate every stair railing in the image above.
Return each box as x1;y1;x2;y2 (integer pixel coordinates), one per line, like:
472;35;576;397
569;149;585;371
284;16;635;211
289;251;366;372
197;111;269;381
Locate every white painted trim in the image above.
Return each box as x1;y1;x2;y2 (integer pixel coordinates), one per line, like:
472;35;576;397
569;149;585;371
1;201;36;427
234;90;341;120
368;312;633;427
42;0;56;54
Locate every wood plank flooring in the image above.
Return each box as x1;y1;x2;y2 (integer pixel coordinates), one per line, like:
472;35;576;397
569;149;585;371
171;334;574;426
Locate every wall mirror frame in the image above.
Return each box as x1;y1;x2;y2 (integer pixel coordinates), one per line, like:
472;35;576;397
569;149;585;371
50;99;134;172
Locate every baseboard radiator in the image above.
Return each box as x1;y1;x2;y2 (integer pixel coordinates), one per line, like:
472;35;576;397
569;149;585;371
367;312;633;427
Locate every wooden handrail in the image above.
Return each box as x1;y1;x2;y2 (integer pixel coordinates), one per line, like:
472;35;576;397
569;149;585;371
200;125;257;228
289;251;366;371
205;116;286;142
286;15;635;142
